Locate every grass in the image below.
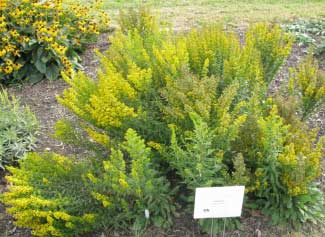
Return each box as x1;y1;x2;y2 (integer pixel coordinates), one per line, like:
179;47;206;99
100;0;325;29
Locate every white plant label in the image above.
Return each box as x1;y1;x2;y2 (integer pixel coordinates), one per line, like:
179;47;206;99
193;186;245;219
144;209;150;219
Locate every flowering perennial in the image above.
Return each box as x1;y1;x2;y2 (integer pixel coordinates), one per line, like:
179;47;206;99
0;0;109;83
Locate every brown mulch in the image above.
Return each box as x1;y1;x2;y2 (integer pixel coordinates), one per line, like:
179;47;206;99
0;32;324;237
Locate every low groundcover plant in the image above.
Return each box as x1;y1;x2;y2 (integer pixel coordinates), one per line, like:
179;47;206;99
0;89;38;170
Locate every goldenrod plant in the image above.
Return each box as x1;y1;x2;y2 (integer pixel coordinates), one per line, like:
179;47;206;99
54;9;324;230
246;23;293;83
2;129;175;236
55;10;323;231
0;0;109;83
3;8;325;236
288;54;325;119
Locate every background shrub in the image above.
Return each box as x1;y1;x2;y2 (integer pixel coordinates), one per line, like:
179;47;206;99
0;89;38;169
0;0;109;83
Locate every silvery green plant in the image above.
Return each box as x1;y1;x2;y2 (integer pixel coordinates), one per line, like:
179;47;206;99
0;90;38;169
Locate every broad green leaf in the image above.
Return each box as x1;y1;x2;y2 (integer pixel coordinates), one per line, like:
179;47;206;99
45;64;60;81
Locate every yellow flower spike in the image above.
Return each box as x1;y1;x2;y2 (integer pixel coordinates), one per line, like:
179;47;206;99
53;211;72;221
102;200;110;208
91;192;111;208
42;177;49;184
147;141;162;151
85;127;110;147
82;213;96;223
87;172;98;183
255;168;264;177
65;222;75;229
118;178;129;189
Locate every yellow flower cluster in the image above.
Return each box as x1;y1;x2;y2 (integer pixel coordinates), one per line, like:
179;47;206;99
245;103;323;197
2;153;98;237
87;172;98;183
279;135;323;196
85;126;110;147
0;0;6;10
91;192;111;208
59;62;139;129
245;23;293;83
0;58;22;74
186;26;240;77
0;0;109;81
288;54;325;117
2;186;71;236
103;148;130;191
147;141;163;151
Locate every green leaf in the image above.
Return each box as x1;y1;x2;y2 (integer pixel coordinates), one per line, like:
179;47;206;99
35;59;47;74
45;64;60;80
41;52;52;63
13;63;31;81
37;47;43;59
24;39;38;51
28;71;44;84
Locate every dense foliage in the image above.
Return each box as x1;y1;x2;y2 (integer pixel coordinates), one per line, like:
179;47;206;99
288;54;325;119
2;129;175;236
2;9;325;236
0;90;38;169
0;0;109;83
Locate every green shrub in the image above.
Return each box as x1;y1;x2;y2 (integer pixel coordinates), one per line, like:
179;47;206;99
0;0;109;83
240;104;324;225
246;23;293;83
0;89;38;169
53;11;323;229
56;13;323;231
118;7;162;38
168;112;249;232
3;9;325;236
2;128;175;236
288;54;325;119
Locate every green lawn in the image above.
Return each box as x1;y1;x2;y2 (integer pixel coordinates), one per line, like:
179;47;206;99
102;0;325;29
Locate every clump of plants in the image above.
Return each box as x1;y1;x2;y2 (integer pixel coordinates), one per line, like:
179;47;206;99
2;8;325;236
2;129;174;236
0;89;38;169
288;54;325;119
285;17;325;56
0;0;109;83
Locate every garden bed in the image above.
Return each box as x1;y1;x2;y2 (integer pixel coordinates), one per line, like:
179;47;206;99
1;27;324;236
